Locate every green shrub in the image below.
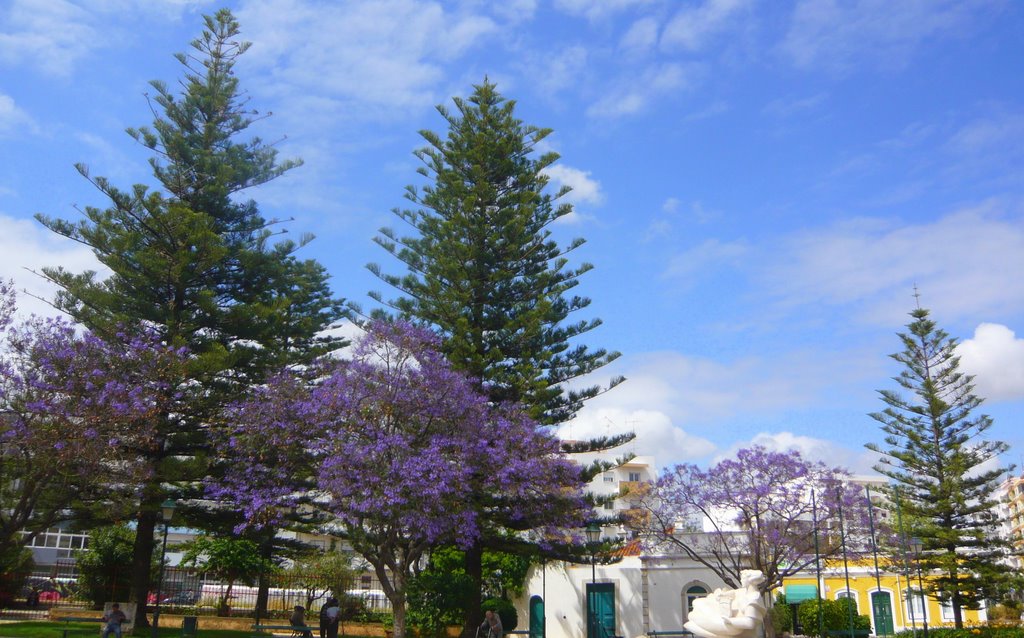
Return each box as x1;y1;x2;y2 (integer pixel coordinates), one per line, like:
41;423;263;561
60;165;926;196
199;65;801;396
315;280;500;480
797;598;870;637
0;547;34;606
76;525;138;608
771;594;794;636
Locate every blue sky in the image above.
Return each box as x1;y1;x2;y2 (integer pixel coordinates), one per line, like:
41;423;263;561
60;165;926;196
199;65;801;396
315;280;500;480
2;0;1023;473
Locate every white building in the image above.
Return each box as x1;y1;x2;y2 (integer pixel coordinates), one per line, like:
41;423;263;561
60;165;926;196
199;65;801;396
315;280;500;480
514;454;729;638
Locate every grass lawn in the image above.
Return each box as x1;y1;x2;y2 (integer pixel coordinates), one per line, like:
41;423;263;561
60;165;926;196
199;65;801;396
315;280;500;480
0;622;254;638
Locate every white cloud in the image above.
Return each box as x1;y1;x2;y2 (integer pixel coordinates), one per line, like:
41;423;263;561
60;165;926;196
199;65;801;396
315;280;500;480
491;0;537;23
0;93;37;137
584;350;828;428
758;203;1024;326
663;238;747;280
780;0;995;73
0;0;206;76
557;407;716;469
543;164;604;206
958;323;1024;401
661;0;752;52
0;214;101;319
236;0;497;115
0;0;97;76
762;92;827;118
526;45;589;98
587;63;695;118
553;0;652;21
715;431;878;474
620;17;659;54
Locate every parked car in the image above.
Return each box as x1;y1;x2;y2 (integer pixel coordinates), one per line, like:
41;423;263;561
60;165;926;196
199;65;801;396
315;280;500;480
161;590;200;605
20;577;69;603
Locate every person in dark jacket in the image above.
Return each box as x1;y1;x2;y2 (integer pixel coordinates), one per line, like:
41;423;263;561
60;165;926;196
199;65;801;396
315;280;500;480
319;597;340;638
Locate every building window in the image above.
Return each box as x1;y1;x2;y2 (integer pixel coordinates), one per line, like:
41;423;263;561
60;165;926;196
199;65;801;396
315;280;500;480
905;589;926;620
940;601;955;621
604;474;615;483
628;472;641;482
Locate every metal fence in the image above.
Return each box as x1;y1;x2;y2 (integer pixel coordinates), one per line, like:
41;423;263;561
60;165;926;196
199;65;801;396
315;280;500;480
0;561;391;620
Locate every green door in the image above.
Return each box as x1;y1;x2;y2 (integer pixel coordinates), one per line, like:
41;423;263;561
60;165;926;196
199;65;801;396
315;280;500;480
529;595;545;638
587;583;615;638
871;591;894;636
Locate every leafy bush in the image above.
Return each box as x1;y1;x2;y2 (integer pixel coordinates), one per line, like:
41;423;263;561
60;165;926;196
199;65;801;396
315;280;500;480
0;547;34;606
407;567;471;638
797;598;870;637
771;594;794;636
893;629;1024;638
76;525;138;609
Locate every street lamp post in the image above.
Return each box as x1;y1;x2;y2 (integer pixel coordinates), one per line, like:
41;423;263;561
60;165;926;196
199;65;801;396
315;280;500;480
151;500;176;638
585;524;601;638
908;538;929;638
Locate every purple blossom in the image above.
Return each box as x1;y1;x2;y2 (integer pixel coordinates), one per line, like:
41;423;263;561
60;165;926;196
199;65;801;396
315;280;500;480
638;444;873;593
215;320;589;636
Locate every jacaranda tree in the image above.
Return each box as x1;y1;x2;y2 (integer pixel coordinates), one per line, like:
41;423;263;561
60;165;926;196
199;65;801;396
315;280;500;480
634;446;870;603
216;322;588;638
0;280;188;565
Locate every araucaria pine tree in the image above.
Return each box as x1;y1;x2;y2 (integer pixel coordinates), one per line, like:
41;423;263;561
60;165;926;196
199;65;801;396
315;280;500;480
35;11;343;625
369;80;629;634
866;305;1013;628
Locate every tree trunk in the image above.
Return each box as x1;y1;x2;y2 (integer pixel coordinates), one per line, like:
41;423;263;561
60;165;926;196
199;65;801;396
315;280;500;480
463;542;483;638
130;506;158;627
256;536;273;619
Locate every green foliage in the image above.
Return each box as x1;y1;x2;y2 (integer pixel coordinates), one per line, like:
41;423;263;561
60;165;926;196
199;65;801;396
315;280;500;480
0;547;34;606
481;598;518;632
34;8;344;621
369;77;629;632
181;535;273;613
866;306;1014;627
75;525;144;608
894;630;1024;638
369;78;624;429
797;598;870;638
770;594;793;636
407;547;533;635
289;552;357;609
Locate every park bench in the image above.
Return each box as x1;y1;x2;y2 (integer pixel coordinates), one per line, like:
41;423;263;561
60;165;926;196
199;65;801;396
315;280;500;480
648;631;694;638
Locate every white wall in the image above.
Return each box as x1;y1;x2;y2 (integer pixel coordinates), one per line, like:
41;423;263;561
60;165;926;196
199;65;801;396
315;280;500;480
514;554;726;638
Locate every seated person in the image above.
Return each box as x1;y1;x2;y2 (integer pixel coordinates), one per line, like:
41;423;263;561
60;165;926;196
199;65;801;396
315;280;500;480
102;603;128;638
290;605;314;638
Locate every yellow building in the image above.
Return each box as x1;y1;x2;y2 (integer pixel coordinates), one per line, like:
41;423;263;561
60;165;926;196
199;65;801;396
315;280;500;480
782;562;988;635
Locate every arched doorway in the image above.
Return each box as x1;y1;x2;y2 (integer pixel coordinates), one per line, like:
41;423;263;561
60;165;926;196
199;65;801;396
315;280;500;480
529;595;544;638
871;591;894;636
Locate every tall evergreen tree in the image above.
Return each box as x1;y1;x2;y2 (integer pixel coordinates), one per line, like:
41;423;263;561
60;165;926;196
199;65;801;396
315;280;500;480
369;80;629;635
35;10;344;625
866;304;1013;628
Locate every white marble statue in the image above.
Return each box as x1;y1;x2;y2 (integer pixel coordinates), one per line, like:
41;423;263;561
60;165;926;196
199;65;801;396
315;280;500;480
683;570;767;638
